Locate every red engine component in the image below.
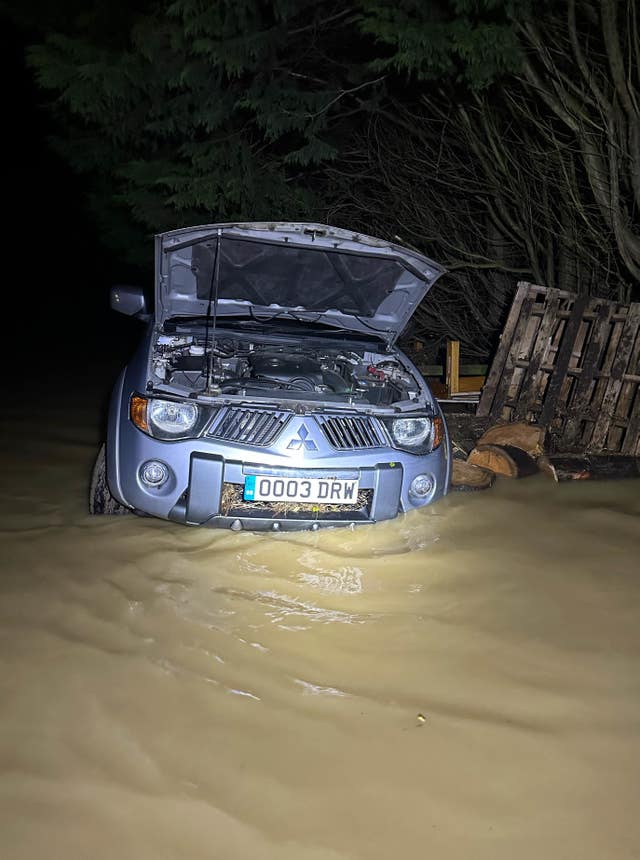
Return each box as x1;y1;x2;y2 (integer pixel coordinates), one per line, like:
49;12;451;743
367;364;386;381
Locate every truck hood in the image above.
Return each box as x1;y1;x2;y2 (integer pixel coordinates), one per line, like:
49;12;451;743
156;222;445;344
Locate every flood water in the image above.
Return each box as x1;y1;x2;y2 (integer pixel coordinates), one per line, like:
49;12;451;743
2;370;640;859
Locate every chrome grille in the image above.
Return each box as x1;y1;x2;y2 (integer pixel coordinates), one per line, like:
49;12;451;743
208;408;291;446
316;415;385;450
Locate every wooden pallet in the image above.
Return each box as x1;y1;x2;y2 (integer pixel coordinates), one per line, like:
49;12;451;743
477;282;640;455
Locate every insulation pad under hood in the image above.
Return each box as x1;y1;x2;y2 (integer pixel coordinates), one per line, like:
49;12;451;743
156;222;445;344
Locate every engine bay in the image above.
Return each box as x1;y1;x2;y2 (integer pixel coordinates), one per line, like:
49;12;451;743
150;331;423;407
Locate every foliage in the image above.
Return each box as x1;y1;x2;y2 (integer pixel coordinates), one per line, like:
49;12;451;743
27;1;362;256
360;0;526;89
327;0;640;354
21;0;526;263
15;0;640;356
515;0;640;290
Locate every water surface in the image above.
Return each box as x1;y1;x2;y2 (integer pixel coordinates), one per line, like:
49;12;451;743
2;380;639;859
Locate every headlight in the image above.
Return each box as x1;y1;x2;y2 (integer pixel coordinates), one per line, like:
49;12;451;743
130;395;202;439
392;417;430;447
386;415;445;453
149;399;198;435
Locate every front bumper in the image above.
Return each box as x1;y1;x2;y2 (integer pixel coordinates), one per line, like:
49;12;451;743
107;374;450;530
167;456;405;528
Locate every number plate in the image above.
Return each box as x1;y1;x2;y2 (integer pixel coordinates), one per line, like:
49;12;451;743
244;475;360;504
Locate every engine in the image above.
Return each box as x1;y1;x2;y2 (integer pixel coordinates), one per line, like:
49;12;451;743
150;334;421;406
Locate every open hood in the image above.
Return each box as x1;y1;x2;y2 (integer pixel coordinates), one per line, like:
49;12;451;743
156;222;445;344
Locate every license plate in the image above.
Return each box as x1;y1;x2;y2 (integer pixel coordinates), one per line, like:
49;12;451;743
244;475;360;504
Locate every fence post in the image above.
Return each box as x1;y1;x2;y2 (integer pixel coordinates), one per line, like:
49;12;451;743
446;339;460;396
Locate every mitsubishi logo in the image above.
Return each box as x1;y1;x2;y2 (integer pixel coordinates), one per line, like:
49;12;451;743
287;424;317;451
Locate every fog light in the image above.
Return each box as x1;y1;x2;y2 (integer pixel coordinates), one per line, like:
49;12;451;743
409;473;434;498
140;460;169;487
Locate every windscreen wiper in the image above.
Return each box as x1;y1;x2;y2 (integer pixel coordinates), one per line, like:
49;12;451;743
164;312;358;338
163;313;269;330
163;315;217;332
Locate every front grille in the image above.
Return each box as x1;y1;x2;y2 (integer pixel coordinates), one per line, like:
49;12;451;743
208;408;291;446
316;415;385;450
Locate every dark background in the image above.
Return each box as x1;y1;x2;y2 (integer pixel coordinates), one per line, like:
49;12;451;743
2;16;143;362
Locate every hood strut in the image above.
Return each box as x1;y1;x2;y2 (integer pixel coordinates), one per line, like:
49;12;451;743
205;228;223;393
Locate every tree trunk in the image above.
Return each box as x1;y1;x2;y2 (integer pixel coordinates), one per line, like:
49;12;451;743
476;422;546;457
467;444;540;478
450;459;496;491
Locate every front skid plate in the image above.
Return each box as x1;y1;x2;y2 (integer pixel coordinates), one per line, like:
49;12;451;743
175;513;374;531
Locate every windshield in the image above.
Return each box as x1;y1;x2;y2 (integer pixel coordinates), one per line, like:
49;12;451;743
165;235;418;317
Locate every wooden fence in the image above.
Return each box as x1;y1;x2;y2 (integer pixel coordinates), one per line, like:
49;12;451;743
477;282;640;455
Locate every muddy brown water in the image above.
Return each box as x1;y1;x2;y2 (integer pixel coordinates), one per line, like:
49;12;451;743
2;376;640;859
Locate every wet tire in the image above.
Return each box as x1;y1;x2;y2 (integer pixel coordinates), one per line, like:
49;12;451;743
89;443;131;515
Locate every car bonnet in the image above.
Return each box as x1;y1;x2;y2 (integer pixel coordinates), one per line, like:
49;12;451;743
155;222;445;344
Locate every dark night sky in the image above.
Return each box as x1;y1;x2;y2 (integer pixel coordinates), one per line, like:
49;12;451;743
2;17;141;361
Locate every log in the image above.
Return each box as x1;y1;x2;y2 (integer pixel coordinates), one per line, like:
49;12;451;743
476;421;545;457
539;455;640;482
467;444;539;478
450;459;495;492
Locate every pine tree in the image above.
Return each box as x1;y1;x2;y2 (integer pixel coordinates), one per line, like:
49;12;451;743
27;2;370;255
22;0;525;258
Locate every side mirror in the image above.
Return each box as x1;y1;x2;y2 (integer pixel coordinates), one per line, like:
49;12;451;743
110;284;151;321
